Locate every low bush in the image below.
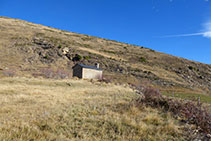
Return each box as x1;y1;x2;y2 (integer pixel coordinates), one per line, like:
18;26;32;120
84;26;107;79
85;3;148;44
83;56;91;60
140;57;147;63
43;55;49;59
135;87;211;134
2;69;16;77
54;69;70;79
99;77;113;83
40;68;54;78
58;45;62;49
188;66;194;70
103;50;116;54
40;68;70;79
72;54;82;61
149;49;155;52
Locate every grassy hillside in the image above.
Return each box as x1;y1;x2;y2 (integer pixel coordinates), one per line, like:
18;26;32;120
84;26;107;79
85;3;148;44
0;77;190;140
0;16;210;95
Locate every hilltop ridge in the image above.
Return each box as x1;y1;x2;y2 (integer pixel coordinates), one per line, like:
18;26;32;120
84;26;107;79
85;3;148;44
0;16;210;93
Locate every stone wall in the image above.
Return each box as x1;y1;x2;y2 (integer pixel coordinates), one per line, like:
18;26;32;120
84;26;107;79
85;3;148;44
82;68;102;79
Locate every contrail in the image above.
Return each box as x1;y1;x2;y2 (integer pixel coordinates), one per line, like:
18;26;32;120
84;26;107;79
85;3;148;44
160;32;203;38
158;21;211;39
159;31;211;38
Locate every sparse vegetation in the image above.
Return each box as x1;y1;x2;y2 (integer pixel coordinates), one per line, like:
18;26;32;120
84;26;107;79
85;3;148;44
83;56;91;60
102;50;117;54
83;44;92;48
44;28;56;33
162;92;211;104
149;49;155;52
140;57;147;63
81;36;92;41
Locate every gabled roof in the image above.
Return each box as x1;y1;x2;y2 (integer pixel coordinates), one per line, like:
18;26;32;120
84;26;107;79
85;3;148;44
73;64;103;71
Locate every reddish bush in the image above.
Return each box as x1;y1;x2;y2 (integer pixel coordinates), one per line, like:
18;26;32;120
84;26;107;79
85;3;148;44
40;68;70;79
2;69;16;77
99;77;113;83
136;87;211;134
54;69;70;79
40;68;54;78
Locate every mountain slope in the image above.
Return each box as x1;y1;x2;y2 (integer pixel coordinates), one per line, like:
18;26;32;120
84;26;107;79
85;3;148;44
0;17;210;93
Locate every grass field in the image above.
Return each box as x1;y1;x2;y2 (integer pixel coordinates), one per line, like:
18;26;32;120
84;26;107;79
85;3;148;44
162;92;211;104
0;77;189;141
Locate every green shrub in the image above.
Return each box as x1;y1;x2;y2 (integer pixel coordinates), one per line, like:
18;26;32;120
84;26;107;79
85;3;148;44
188;66;193;70
72;54;82;61
58;45;62;49
84;56;91;60
140;57;147;63
103;50;116;54
44;55;49;59
149;49;155;52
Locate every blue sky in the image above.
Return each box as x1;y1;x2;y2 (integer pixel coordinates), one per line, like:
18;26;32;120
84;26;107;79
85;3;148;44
0;0;211;64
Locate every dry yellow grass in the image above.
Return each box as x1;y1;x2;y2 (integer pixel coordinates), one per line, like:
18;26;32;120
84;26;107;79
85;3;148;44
0;77;188;140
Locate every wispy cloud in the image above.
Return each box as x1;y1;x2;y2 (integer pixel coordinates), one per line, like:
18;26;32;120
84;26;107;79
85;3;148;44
159;21;211;39
202;21;211;38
